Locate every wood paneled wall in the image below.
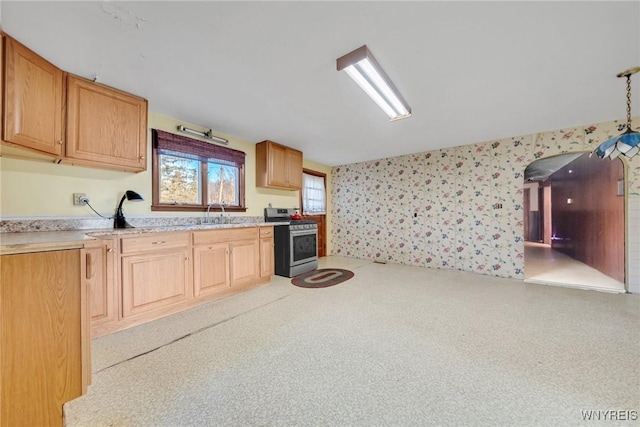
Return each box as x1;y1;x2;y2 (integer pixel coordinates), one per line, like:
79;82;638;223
549;154;624;282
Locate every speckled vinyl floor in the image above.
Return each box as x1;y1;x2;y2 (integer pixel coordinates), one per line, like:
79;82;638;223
65;256;640;426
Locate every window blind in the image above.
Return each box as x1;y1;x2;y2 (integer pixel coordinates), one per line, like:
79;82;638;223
152;129;245;165
302;173;326;214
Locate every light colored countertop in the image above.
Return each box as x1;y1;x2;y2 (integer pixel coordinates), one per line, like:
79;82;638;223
0;222;284;255
0;230;95;255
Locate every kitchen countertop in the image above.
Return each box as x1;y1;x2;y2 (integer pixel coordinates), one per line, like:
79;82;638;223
0;222;285;255
0;230;95;255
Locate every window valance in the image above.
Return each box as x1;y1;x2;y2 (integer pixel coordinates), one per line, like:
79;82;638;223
152;129;245;164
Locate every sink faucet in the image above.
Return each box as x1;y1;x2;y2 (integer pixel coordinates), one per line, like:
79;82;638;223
205;202;226;223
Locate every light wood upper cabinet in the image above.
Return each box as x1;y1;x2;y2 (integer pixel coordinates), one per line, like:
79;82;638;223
2;35;64;156
65;75;148;172
256;140;303;190
0;33;148;172
1;249;89;427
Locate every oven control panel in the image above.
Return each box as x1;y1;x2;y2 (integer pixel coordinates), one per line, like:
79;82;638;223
265;207;296;219
290;223;317;231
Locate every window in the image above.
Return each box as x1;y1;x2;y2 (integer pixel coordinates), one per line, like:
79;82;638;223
301;171;326;214
152;129;246;212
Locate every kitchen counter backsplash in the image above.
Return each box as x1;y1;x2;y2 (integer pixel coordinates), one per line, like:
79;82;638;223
0;216;265;233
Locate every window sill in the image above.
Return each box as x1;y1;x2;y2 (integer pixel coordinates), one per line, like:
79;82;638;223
151;204;247;213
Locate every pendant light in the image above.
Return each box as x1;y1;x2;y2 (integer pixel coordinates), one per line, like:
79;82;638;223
594;67;640;160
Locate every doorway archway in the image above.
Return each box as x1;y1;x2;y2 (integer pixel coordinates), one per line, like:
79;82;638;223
523;152;626;292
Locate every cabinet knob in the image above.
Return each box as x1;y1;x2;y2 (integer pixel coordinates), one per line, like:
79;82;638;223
58;140;63;145
106;248;113;253
139;155;145;160
185;256;190;261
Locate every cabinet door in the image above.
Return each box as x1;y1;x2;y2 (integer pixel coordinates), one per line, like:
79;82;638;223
260;236;275;278
230;239;259;287
3;36;64;155
256;140;304;190
1;250;85;426
266;142;289;188
286;148;303;190
66;75;147;172
259;227;275;279
193;243;230;297
85;239;117;333
121;249;191;318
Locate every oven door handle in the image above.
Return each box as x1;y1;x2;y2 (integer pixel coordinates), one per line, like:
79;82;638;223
290;229;317;237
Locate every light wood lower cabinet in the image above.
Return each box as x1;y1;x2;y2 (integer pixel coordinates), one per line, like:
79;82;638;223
121;248;193;318
259;226;275;279
120;232;192;320
230;239;260;286
89;226;274;336
192;228;260;298
85;238;117;336
194;243;230;296
1;249;89;427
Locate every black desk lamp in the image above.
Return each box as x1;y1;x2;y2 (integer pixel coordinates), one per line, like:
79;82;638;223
114;190;144;228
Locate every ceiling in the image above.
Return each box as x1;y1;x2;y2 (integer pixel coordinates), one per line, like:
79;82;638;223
524;152;583;182
2;1;639;167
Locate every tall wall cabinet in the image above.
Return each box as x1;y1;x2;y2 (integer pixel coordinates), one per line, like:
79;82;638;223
1;33;148;172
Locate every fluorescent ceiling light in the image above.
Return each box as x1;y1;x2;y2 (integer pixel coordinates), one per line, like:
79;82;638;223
337;45;411;121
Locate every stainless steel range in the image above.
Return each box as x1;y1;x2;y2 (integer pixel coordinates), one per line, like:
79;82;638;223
264;208;318;277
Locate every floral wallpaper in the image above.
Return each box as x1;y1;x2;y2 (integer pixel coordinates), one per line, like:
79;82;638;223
331;118;640;283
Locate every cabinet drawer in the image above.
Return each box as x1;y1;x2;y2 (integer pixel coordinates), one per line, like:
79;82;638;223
193;228;258;245
259;226;274;238
120;232;190;254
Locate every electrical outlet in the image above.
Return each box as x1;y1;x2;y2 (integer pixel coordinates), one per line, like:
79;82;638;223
73;193;87;205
